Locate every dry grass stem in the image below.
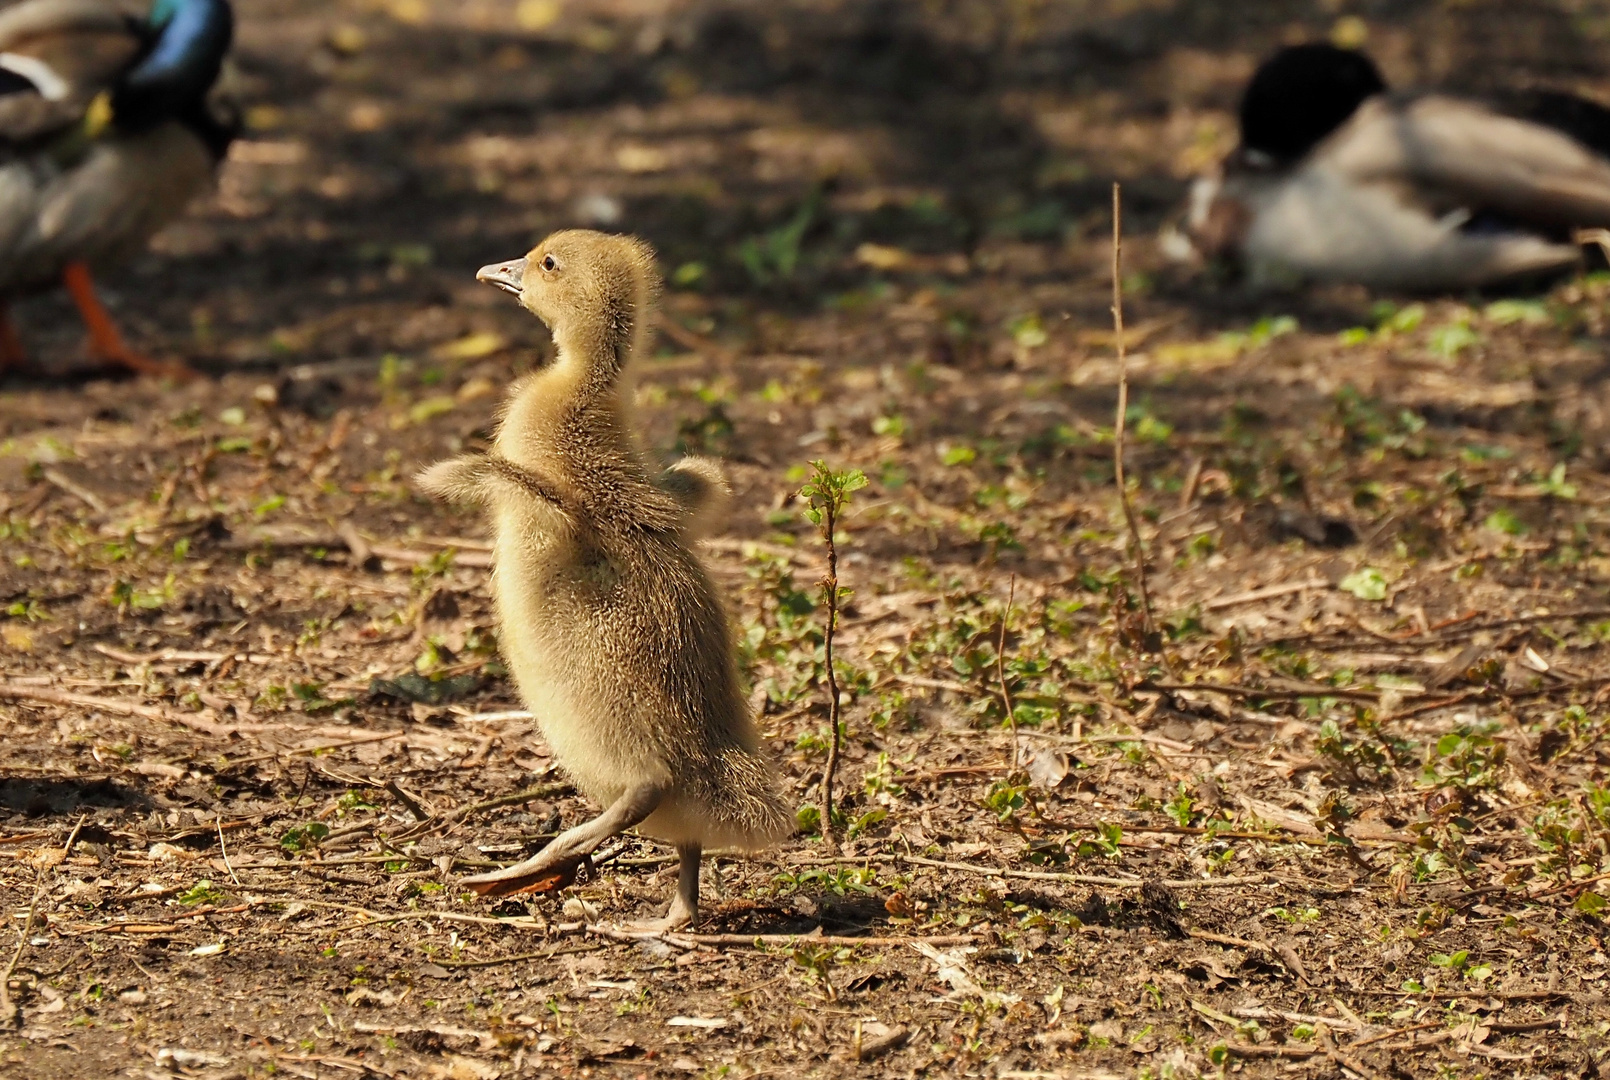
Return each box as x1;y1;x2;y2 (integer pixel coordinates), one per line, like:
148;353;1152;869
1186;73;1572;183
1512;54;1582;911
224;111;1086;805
1110;182;1157;642
0;875;43;1030
996;574;1020;771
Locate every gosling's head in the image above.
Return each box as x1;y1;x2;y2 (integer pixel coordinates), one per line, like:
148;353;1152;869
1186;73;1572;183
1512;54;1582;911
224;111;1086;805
478;230;659;371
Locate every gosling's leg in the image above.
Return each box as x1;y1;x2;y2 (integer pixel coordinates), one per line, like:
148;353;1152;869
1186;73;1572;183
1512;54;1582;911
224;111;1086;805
460;784;663;897
62;262;196;380
629;842;701;932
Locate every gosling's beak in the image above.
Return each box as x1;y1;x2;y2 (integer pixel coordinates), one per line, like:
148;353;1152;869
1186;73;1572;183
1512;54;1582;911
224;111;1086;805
476;258;527;297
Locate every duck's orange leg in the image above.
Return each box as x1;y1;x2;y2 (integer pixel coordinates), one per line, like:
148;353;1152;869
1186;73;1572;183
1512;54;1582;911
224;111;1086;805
0;306;27;374
62;262;195;380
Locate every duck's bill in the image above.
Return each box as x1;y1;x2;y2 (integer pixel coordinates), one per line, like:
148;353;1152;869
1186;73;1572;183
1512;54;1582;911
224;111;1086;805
476;258;527;296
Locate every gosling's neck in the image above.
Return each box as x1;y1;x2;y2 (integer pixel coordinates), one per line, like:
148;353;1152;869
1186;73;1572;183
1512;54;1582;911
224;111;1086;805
493;318;641;477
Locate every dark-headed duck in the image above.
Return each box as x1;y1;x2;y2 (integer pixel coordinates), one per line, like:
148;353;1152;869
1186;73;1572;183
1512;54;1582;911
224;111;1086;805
1181;43;1610;291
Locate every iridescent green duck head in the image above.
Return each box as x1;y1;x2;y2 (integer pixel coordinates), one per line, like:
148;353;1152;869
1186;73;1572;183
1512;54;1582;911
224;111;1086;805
112;0;234;153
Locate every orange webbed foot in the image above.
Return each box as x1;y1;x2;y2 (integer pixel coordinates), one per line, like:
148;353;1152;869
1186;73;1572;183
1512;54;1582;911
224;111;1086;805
461;851;587;897
0;306;27;375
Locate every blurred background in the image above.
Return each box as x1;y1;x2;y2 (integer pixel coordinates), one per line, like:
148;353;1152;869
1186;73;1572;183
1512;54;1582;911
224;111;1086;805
21;0;1610;374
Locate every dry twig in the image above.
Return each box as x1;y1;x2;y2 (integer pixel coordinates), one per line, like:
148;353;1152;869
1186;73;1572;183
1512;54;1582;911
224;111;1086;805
446;782;573;823
385;780;433;822
0;891;40;1029
596;927;979;949
839;851;1272;889
1110;182;1156;641
0;864;51;1029
216;813;241;886
0;683;171;721
996;574;1019;771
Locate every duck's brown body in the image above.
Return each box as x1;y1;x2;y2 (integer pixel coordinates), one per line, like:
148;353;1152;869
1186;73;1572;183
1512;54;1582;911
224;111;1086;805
418;230;790;927
0;120;214;294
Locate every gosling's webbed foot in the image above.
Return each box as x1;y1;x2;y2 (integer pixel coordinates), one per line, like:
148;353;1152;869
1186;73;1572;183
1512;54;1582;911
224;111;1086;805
462;784;666;899
623;840;701;932
460;850;586;897
623;905;695;934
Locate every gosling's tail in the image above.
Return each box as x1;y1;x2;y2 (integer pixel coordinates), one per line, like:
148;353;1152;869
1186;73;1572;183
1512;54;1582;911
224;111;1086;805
692;748;794;852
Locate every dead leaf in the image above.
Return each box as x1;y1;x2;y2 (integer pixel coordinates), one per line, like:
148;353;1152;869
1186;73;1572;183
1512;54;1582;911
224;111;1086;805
147;842;195;861
432;1055;500;1080
1025;747;1071;789
912;942;984;998
29;848;64;869
155;1048;231;1070
432;333;506;361
855;243;912;271
346;987;401;1007
884;891;917;919
130;762;185;779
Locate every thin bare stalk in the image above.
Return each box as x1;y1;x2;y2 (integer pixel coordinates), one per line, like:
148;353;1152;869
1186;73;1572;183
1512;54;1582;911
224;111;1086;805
0;870;45;1029
217;813;241;887
60;814;86;861
819;497;843;847
1111;182;1156;639
996;575;1019;772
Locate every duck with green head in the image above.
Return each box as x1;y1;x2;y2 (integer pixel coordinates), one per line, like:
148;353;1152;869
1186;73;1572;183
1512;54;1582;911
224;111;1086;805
0;0;234;378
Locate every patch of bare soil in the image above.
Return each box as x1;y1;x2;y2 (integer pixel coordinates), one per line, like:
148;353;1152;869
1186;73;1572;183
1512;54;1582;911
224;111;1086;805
1;1;1610;1077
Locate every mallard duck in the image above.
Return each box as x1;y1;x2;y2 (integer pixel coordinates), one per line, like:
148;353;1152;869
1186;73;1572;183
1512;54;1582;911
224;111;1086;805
417;230;792;930
1181;43;1610;291
0;0;234;377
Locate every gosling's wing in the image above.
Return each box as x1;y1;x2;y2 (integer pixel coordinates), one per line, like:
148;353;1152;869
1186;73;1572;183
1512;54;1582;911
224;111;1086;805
416;453;578;514
1324;94;1610;231
416;455;497;506
658;456;731;539
0;0;142;147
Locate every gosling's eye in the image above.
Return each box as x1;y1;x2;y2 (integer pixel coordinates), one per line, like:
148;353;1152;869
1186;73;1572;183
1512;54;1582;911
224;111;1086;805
540;254;557;272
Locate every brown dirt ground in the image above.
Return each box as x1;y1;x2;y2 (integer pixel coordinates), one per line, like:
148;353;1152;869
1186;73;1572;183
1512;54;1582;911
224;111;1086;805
4;0;1610;1077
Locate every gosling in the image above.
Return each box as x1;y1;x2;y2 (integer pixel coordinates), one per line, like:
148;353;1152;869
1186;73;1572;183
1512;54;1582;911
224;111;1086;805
416;230;792;929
